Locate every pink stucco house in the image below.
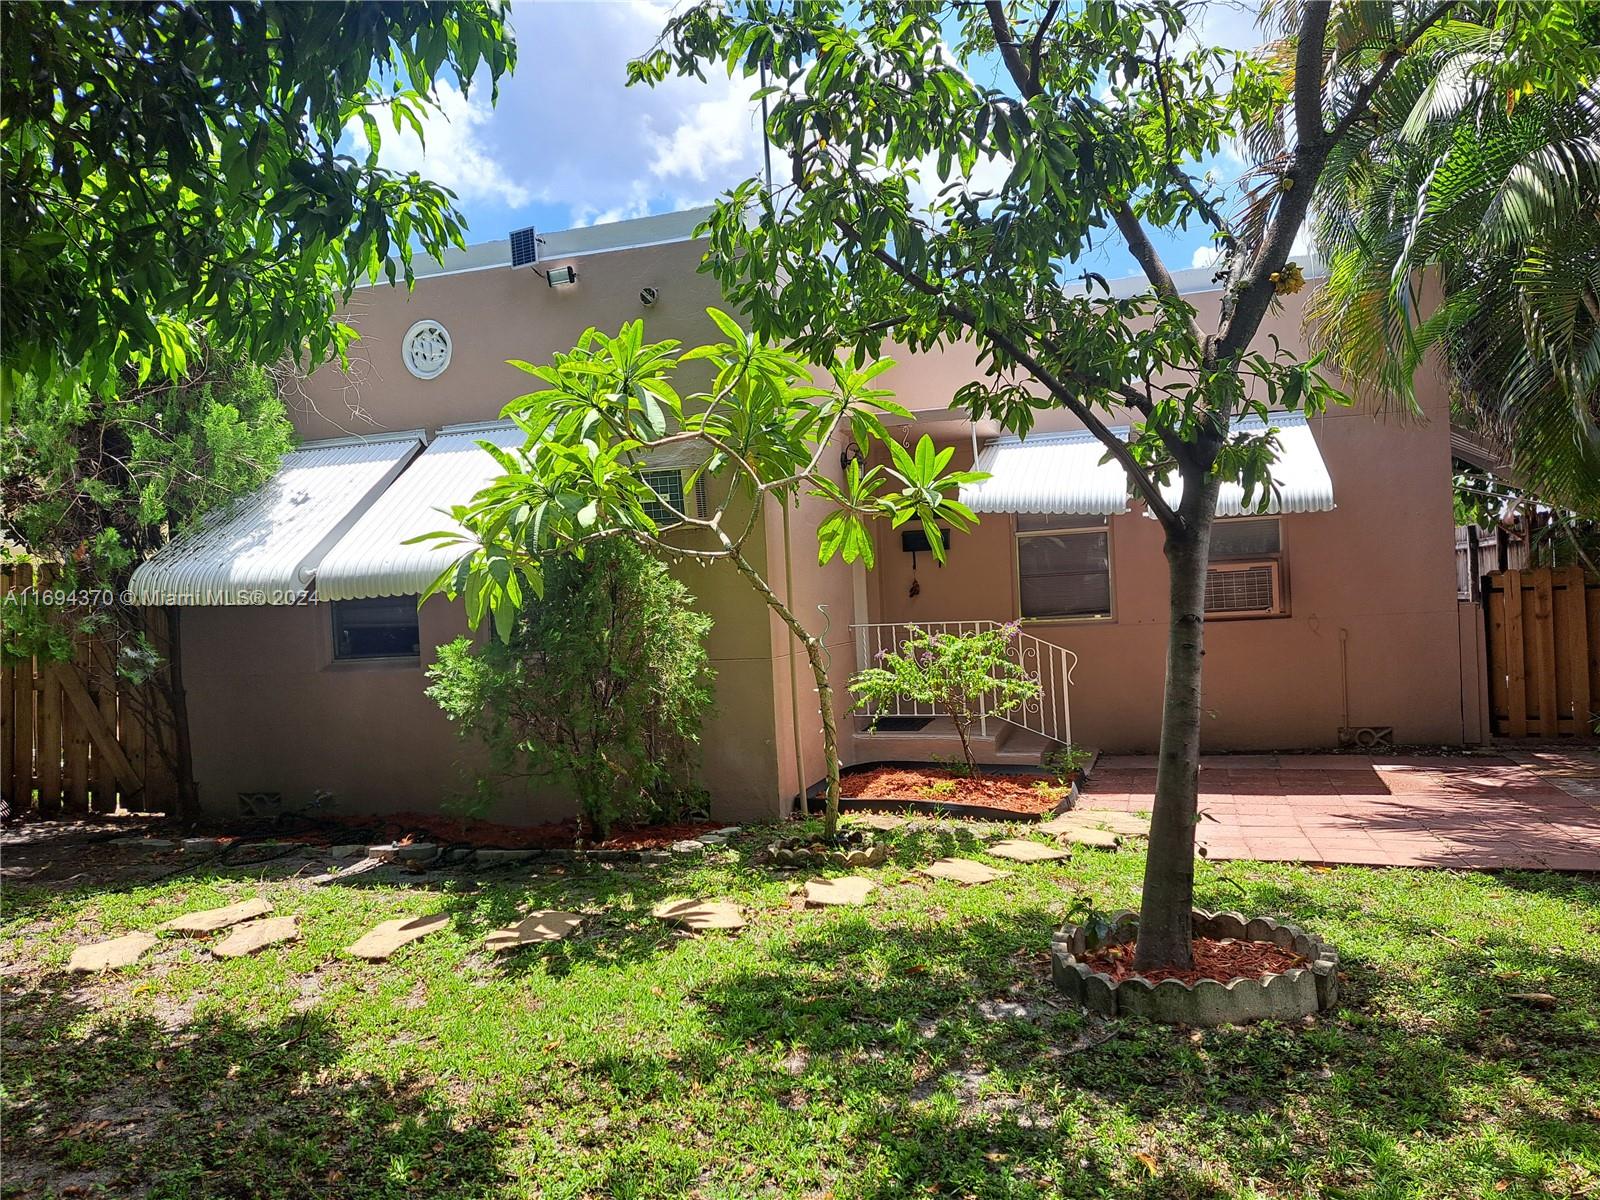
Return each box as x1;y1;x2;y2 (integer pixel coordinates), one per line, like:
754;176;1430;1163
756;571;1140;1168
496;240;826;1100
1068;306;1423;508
127;208;1491;825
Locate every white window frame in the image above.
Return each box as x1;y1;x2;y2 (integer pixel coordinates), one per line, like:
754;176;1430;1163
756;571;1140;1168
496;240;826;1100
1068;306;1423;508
1014;513;1115;623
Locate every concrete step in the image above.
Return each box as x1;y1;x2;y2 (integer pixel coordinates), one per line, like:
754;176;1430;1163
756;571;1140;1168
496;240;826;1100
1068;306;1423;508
851;714;1008;764
850;717;1062;768
992;728;1056;767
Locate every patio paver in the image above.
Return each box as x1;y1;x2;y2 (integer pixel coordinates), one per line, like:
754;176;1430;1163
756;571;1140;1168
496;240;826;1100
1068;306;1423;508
1084;753;1600;871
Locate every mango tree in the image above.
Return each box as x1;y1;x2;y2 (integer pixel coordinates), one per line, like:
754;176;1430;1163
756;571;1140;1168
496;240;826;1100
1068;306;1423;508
624;0;1545;969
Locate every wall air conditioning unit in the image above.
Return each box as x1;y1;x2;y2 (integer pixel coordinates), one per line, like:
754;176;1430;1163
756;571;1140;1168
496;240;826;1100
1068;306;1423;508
1204;559;1284;617
509;225;540;268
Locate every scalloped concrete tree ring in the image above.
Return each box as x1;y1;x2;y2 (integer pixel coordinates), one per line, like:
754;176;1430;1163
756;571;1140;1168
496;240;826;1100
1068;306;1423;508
1050;909;1339;1026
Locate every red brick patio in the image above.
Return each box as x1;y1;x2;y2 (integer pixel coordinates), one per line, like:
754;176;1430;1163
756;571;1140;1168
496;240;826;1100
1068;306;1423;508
1080;751;1600;872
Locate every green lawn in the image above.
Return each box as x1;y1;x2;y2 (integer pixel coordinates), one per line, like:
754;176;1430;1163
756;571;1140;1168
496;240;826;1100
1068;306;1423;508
3;821;1597;1199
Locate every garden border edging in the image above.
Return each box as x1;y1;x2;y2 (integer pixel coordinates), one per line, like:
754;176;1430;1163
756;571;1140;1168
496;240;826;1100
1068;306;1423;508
806;760;1081;822
1051;909;1339;1025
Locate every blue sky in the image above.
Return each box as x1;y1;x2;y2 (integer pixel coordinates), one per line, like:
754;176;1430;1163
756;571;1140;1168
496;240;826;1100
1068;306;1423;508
355;1;1275;282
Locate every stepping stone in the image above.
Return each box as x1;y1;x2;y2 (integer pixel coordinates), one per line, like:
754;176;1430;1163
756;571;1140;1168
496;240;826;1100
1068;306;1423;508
919;858;1009;885
1035;814;1123;847
848;813;908;831
652;898;745;931
801;876;877;907
1051;825;1122;848
69;931;158;973
162;897;272;933
987;838;1070;863
1074;809;1151;836
211;915;298;959
484;911;585;952
345;914;450;961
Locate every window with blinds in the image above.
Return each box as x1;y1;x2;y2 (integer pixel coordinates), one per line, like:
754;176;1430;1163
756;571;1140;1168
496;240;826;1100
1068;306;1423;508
1205;518;1286;617
1016;512;1113;620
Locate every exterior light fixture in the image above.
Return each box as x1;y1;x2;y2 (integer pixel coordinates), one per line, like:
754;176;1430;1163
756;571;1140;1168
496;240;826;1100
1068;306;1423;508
545;265;578;287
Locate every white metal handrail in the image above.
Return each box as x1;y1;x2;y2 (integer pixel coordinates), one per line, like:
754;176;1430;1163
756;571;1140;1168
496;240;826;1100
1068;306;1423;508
849;620;1077;747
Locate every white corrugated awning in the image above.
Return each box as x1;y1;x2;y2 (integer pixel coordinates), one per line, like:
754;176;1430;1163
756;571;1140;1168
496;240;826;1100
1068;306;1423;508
959;428;1133;516
960;412;1335;518
127;433;424;605
1159;413;1335;516
315;422;527;601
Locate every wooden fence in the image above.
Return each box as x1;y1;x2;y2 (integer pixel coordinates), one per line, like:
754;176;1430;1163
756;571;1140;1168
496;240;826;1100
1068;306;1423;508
1483;566;1600;739
1;564;177;814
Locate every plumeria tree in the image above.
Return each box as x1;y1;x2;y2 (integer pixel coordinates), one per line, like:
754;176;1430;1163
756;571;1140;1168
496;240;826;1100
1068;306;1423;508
620;0;1576;970
419;312;981;838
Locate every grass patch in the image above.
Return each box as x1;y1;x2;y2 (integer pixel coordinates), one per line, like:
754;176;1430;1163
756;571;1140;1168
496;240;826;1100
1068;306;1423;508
3;822;1597;1198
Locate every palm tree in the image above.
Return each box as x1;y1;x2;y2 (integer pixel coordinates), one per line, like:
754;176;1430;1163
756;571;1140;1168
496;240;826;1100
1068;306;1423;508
1303;3;1600;518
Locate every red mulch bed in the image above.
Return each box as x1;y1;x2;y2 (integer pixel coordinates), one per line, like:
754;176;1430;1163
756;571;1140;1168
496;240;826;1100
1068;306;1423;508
840;766;1063;814
274;811;722;851
1081;937;1309;986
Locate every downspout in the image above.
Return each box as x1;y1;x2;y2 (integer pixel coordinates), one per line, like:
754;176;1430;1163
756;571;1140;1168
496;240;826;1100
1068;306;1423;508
781;503;807;814
1338;626;1351;733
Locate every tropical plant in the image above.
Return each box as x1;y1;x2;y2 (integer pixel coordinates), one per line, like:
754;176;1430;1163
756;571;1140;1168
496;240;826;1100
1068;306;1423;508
416;313;981;839
1;355;296;817
849;624;1039;774
426;538;714;840
1306;3;1600;518
625;0;1572;970
1;1;516;398
1044;744;1095;783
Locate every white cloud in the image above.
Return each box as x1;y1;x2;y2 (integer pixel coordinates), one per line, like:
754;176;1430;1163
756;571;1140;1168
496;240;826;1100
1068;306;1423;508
341;1;767;231
1191;245;1222;269
646;88;765;185
347;80;532;208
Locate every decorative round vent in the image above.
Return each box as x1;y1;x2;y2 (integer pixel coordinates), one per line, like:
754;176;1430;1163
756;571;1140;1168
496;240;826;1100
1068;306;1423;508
402;320;452;380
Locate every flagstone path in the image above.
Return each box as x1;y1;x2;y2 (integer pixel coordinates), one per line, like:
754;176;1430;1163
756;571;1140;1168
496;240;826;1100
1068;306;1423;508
800;876;876;906
653;899;746;931
69;932;158;973
212;915;299;958
162;897;272;932
485;911;586;951
919;858;1009;885
346;914;449;960
987;839;1070;862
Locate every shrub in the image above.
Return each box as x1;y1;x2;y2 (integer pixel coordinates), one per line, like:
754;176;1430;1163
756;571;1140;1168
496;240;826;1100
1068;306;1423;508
427;538;714;839
849;624;1039;774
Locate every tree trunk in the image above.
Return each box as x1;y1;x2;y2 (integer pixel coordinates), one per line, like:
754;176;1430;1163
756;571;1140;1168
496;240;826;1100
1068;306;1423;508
1134;474;1221;972
803;636;842;841
952;711;978;775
